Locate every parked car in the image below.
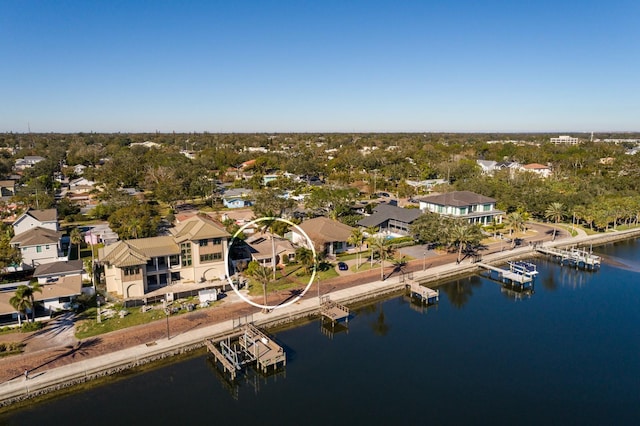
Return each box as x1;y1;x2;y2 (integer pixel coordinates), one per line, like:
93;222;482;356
338;262;349;271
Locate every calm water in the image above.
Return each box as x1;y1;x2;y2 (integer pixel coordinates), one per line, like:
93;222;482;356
3;239;640;425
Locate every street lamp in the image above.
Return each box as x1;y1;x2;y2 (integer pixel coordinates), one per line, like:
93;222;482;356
162;297;170;340
423;249;427;271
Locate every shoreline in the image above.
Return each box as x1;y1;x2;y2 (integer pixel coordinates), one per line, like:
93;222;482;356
1;227;639;408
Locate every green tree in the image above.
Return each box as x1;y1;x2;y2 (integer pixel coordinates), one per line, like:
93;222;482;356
448;221;483;264
295;246;315;272
247;263;272;313
368;236;395;281
347;228;365;270
108;203;160;240
10;284;42;323
0;224;21;270
544;202;566;241
70;228;83;260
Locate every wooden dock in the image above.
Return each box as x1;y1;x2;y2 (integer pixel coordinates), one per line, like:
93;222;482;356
206;323;286;379
205;339;240;380
320;295;350;324
406;280;439;304
238;324;286;373
477;262;535;288
536;246;601;270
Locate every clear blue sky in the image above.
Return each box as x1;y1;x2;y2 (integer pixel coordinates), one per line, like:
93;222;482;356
1;0;638;133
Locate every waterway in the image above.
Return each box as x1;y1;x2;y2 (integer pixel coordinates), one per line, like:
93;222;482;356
3;239;640;425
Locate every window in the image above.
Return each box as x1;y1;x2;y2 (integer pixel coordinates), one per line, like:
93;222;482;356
45;245;50;250
200;253;222;262
483;204;491;211
36;246;42;253
124;267;140;276
181;242;192;267
213;238;222;245
199;240;208;247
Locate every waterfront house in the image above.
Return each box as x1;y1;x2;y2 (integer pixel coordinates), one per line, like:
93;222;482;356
417;191;503;226
98;214;231;300
357;204;422;236
291;217;354;257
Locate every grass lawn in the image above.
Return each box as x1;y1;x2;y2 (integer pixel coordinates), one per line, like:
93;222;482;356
74;299;220;340
75;306;166;339
246;264;339;297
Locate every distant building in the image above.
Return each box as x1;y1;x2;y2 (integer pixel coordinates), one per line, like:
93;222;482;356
521;163;552;178
550;135;579;145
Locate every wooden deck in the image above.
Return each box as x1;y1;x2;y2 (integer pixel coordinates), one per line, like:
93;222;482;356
320;295;350;323
205;340;240;380
536;246;601;269
206;323;286;378
406;280;439;304
238;324;286;373
477;262;535;286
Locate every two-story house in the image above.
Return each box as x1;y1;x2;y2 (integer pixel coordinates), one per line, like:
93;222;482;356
417;191;503;226
10;208;64;268
98;214;231;300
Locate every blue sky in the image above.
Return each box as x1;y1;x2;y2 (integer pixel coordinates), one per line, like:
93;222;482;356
1;0;638;133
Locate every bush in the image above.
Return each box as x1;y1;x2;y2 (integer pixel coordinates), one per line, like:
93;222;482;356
0;342;25;356
21;321;44;332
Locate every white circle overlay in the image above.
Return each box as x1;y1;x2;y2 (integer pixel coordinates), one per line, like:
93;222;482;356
224;217;318;310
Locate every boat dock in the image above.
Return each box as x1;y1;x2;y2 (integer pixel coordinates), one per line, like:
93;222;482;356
206;323;286;380
406;280;439;305
320;295;350;324
536;246;601;270
477;262;536;289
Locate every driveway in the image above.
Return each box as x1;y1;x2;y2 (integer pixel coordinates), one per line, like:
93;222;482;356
22;312;78;353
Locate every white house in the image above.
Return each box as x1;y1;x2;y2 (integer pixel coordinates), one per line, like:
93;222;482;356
417;191;503;225
11;208;64;268
521;163;552;178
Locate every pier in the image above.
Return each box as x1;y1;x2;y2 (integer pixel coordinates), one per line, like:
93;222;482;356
477;262;536;290
320;295;350;324
405;279;439;305
536;246;601;270
206;323;286;380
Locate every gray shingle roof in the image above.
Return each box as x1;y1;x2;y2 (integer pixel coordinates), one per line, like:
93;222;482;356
357;204;422;227
416;191;495;207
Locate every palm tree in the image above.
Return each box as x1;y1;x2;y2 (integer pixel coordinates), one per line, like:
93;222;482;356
248;264;272;313
544;202;565;241
504;212;526;248
259;216;278;280
364;226;379;268
347;228;365;270
9;289;30;326
10;284;42;323
448;222;483;264
295;246;314;273
70;228;83;260
369;236;395;281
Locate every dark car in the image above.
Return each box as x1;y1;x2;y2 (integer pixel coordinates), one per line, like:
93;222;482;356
338;262;349;271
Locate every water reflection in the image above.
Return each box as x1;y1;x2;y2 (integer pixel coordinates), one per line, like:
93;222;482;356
440;276;482;308
206;355;287;401
369;303;389;336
